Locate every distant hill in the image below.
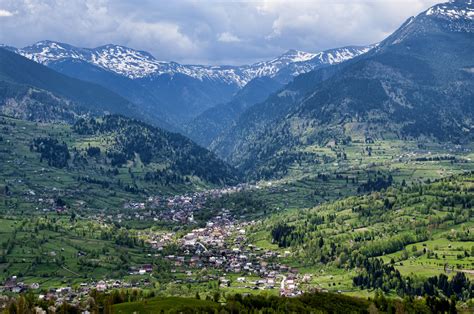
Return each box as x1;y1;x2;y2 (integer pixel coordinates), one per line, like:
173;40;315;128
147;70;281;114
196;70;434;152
72;115;239;185
213;0;474;179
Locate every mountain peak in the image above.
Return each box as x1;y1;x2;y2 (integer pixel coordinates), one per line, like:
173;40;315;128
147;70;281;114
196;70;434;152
20;40;90;64
378;0;474;48
425;0;474;20
279;49;317;62
30;40;78;51
93;44;155;58
32;40;60;46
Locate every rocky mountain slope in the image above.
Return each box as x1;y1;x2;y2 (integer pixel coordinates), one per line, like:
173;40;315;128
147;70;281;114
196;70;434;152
183;46;372;146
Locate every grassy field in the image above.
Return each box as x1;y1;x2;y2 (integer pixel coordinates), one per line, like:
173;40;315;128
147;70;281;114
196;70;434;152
0;216;156;288
382;238;474;279
113;297;218;314
244;138;474;218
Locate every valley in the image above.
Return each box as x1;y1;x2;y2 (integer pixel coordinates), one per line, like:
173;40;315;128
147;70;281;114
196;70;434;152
0;0;473;313
1;110;473;311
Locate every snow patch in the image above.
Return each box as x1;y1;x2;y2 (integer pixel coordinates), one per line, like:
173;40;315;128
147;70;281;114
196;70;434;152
426;2;474;20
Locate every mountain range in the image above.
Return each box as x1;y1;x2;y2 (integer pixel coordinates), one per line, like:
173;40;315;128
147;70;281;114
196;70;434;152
181;45;374;146
12;41;372;87
2;41;371;128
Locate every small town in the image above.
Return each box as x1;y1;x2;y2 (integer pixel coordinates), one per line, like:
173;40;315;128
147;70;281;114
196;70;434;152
0;184;311;309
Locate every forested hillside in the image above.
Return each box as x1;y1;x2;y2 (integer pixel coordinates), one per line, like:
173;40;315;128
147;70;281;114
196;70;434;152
0;115;238;211
250;173;474;300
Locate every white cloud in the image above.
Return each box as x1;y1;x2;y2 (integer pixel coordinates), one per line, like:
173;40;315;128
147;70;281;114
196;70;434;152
0;9;14;17
117;21;200;59
257;0;440;49
0;0;443;65
217;32;241;43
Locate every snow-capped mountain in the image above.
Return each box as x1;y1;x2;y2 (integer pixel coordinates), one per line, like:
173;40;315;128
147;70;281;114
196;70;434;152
240;49;318;79
3;40;373;127
183;45;373;147
240;46;373;83
14;41;372;87
377;0;473;50
273;46;374;80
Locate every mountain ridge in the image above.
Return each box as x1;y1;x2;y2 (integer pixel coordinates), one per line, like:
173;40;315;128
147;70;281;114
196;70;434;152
11;41;373;87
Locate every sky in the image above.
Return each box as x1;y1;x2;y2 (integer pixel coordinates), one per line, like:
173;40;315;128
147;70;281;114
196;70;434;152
0;0;442;65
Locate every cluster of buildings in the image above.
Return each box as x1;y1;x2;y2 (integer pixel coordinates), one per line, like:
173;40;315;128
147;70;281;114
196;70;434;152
0;276;39;294
147;209;305;296
0;277;153;308
122;184;252;223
